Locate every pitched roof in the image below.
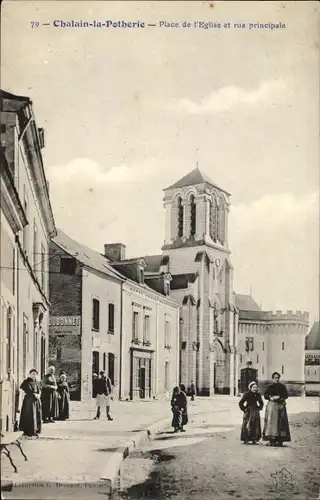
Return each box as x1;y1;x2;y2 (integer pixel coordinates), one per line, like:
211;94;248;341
171;273;198;290
0;89;30;102
164;167;230;194
235;294;261;311
305;321;320;350
143;254;168;273
52;229;124;281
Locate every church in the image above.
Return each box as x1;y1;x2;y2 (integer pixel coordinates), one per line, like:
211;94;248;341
143;167;239;396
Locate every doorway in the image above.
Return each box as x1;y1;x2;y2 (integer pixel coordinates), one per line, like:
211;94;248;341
139;366;146;398
92;351;99;376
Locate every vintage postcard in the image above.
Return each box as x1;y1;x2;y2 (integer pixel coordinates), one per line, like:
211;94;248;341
0;1;319;499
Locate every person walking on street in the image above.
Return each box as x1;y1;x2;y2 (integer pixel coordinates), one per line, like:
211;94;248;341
190;380;196;401
94;371;113;420
263;371;291;447
41;365;59;423
239;381;264;445
19;369;42;438
171;386;187;433
179;384;189;429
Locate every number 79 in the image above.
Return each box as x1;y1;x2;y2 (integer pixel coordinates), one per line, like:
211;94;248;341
31;21;39;28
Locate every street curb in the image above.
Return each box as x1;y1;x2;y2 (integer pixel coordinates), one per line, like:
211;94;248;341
99;404;225;495
100;416;171;494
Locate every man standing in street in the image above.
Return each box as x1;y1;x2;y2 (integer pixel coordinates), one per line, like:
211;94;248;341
190;380;196;401
94;371;113;420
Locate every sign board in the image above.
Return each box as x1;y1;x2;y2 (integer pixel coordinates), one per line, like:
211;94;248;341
49;316;81;335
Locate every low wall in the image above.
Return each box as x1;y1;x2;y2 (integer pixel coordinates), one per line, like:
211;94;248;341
258;380;306;397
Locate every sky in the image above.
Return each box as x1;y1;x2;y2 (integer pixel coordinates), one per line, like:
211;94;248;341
2;1;319;322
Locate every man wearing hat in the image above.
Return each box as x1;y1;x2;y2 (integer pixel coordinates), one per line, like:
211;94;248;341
94;371;113;420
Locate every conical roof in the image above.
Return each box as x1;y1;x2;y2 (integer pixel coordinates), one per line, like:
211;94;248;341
164;167;230;194
305;321;320;350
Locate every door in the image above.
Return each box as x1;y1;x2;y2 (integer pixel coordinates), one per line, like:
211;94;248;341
40;336;46;378
108;353;115;385
139;365;146;399
92;351;99;376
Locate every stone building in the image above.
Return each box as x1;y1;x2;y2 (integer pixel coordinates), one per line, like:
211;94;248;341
145;167;239;395
0;90;56;431
236;294;309;395
305;321;320;396
49;231;179;401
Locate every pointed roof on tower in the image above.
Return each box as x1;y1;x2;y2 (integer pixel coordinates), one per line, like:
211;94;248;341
164;167;230;195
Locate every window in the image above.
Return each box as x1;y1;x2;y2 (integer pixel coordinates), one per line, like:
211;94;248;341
103;353;106;371
282;341;284;350
282;365;284;375
240;354;243;363
60;257;76;275
108;353;115;385
6;308;12;375
33;222;38;272
262;342;265;351
190;195;196;236
262;365;264;375
165;320;171;347
256;354;259;363
92;299;100;331
23;315;28;378
132;311;139;339
177;197;183;237
108;303;115;334
209;199;217;242
41;245;46;291
245;337;254;352
143;315;150;343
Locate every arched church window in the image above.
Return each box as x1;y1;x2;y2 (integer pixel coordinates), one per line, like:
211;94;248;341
219;197;226;244
177;197;184;237
190;195;196;236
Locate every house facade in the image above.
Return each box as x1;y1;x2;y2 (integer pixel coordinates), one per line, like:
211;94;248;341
48;232;179;401
305;321;320;396
0;90;56;431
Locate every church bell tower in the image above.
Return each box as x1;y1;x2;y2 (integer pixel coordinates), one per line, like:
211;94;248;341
162;167;238;396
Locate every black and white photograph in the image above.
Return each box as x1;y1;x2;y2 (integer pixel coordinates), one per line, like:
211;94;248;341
0;1;319;499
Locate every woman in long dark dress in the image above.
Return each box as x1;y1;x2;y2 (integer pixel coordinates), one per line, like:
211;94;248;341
41;365;59;423
171;386;187;433
57;373;70;420
19;369;42;438
239;381;264;444
179;384;189;429
263;371;291;446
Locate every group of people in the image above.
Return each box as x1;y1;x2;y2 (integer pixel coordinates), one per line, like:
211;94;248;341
239;371;291;446
19;366;70;438
171;372;291;448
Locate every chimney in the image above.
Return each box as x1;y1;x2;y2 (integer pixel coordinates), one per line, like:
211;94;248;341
104;243;126;262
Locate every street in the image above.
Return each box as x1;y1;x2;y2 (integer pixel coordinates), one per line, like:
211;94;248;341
1;397;319;500
120;398;320;500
